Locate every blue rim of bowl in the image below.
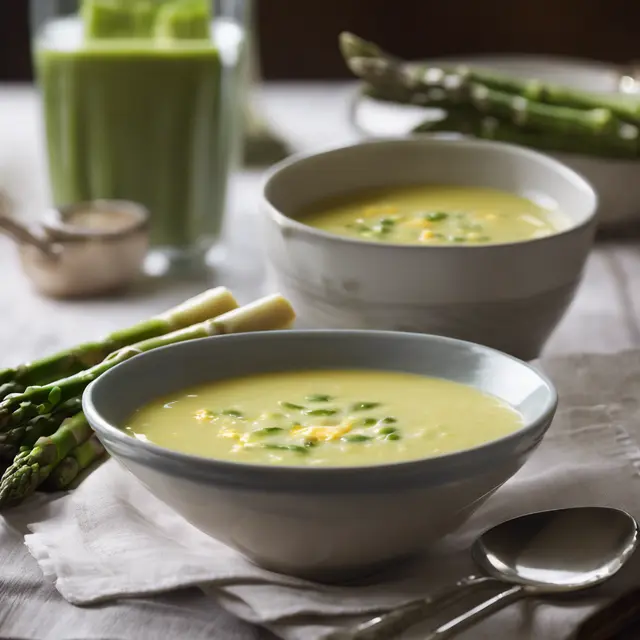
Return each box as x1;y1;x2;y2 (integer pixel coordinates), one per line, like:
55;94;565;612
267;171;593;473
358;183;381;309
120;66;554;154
83;330;559;493
261;137;599;251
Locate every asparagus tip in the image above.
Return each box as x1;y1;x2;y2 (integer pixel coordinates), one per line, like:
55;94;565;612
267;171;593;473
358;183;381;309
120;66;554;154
338;32;382;62
346;55;394;81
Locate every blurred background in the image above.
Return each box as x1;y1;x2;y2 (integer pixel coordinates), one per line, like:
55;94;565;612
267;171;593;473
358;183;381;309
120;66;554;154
1;0;640;82
1;0;639;298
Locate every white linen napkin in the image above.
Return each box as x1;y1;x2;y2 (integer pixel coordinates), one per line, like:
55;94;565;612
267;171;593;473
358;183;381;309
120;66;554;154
6;350;640;640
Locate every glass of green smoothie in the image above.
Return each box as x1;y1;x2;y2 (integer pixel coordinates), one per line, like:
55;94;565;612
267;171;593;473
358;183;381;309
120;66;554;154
31;0;247;273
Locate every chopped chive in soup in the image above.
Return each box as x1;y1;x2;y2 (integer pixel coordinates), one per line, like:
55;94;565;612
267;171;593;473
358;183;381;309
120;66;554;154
280;401;305;411
252;427;285;437
303;408;340;417
351;402;381;411
343;434;372;443
124;370;524;467
298;185;568;245
423;211;449;222
306;394;332;402
377;426;398;435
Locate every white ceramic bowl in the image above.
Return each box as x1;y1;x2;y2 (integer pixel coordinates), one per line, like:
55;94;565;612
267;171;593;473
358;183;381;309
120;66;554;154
547;152;640;230
262;138;598;361
84;330;557;582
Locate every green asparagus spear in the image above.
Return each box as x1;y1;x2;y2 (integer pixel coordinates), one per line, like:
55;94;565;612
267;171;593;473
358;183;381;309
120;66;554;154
0;287;238;390
411;109;639;159
342;33;631;139
0;382;25;403
362;77;627;139
340;32;640;124
0;413;93;507
43;434;107;492
0;294;295;508
442;61;640;124
0;398;83;462
0;294;295;432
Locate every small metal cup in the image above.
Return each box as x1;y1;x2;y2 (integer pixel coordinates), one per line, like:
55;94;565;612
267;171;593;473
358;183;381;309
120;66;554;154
17;200;150;298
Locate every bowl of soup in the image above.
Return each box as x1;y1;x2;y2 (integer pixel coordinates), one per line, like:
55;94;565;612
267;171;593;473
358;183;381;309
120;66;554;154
84;330;557;581
262;138;598;360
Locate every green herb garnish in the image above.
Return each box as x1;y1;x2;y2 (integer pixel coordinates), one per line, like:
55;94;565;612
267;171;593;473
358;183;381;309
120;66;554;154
304;408;339;417
377;426;398;435
424;212;449;222
264;443;309;454
352;402;381;411
280;401;306;411
305;394;332;402
252;427;285;437
342;434;372;443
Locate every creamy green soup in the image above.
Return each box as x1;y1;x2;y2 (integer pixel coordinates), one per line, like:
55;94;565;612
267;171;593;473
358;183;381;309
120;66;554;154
299;185;568;245
124;370;523;467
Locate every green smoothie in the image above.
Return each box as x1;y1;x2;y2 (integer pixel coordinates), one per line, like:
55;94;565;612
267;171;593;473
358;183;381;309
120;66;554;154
35;0;237;252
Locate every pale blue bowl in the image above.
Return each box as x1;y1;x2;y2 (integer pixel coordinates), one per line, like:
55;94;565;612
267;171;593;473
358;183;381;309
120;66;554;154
84;330;557;581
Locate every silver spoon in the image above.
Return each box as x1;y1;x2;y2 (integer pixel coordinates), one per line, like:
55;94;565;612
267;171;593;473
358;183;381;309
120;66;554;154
332;507;638;640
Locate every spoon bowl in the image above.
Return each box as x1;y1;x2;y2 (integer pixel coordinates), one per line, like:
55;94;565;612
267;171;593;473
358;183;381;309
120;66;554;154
473;506;639;592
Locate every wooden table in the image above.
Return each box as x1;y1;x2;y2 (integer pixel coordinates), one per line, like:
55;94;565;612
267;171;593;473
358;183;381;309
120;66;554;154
1;82;640;639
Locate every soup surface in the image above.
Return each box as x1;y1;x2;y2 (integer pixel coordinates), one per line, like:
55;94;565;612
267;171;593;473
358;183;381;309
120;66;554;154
124;370;523;467
299;185;568;245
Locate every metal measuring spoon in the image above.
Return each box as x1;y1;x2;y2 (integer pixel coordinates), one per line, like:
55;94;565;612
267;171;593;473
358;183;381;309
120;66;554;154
332;507;638;640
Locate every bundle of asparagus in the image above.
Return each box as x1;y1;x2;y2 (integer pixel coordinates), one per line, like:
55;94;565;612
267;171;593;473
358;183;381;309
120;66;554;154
340;32;640;159
0;287;238;400
0;289;296;508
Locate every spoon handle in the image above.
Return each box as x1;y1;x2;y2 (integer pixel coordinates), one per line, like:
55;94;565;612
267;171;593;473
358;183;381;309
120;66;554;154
422;584;525;639
329;575;499;640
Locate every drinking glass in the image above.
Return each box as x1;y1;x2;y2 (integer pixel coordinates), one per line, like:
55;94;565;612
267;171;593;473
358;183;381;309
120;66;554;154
30;0;247;274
